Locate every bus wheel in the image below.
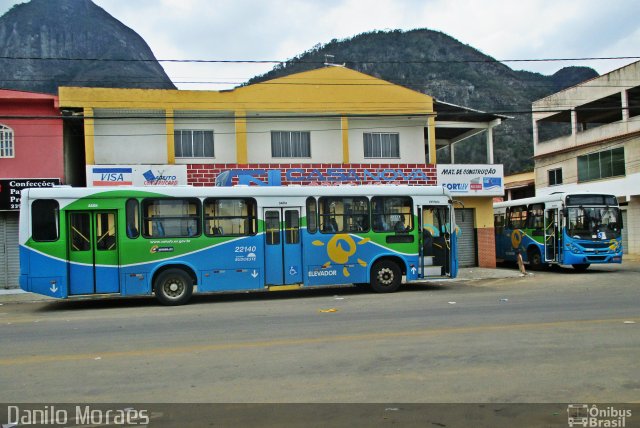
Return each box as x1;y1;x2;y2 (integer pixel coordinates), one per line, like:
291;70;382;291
527;248;543;270
154;268;193;305
572;263;590;272
370;260;402;293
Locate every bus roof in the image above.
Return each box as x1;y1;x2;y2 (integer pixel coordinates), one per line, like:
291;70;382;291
494;191;618;209
24;184;451;200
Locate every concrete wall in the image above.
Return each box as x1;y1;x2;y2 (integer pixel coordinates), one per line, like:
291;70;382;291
94;115;166;164
0;94;63;181
626;196;640;254
535;137;640;195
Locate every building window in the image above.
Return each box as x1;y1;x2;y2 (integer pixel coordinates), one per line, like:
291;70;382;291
0;125;14;158
627;86;640;118
174;130;214;158
271;131;311;157
577;147;625;182
548;168;563;186
364;132;400;158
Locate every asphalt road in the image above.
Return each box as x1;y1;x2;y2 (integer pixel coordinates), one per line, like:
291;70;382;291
1;262;639;425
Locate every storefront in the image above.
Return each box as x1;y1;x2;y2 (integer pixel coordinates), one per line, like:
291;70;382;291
0;179;60;288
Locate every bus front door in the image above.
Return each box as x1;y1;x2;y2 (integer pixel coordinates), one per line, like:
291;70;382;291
263;208;303;285
544;208;559;263
67;211;120;295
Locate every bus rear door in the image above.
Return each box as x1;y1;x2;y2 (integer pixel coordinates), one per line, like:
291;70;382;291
263;207;303;286
544;205;560;263
67;210;120;295
419;205;456;278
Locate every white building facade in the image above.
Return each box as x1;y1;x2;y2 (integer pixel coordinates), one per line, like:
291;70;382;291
532;61;640;255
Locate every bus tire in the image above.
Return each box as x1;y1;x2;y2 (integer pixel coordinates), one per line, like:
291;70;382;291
572;263;590;272
154;268;193;305
370;260;402;293
527;247;544;270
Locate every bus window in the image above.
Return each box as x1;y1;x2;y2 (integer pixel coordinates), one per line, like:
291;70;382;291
494;212;505;235
204;198;256;237
265;210;280;244
96;212;117;251
285;210;300;244
371;196;413;232
142;198;201;238
306;197;317;234
318;197;369;233
32;199;59;242
508;205;527;229
69;212;91;251
528;203;544;234
125;199;139;239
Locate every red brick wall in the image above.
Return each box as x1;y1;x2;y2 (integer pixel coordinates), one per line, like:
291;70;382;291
186;163;437;186
477;227;496;268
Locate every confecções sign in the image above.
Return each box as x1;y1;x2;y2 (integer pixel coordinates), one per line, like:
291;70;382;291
0;179;61;211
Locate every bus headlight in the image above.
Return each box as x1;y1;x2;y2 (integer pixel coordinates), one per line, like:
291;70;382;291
565;243;580;254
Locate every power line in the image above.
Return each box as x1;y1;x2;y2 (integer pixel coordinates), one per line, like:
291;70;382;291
0;54;639;64
1;105;638;123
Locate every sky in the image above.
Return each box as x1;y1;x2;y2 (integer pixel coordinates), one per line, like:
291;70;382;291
1;0;640;90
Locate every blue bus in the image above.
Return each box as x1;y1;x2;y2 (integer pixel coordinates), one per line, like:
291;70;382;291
19;185;458;305
494;193;623;270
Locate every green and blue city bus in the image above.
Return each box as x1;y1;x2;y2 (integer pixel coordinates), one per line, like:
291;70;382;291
494;193;623;270
19;185;458;305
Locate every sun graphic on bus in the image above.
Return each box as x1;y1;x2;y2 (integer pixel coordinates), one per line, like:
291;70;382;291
312;234;369;277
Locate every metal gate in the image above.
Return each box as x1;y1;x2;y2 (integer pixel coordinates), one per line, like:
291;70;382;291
455;208;477;267
622;210;629;254
0;212;20;289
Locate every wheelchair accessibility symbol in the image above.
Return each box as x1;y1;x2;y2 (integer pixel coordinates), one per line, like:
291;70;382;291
289;266;298;276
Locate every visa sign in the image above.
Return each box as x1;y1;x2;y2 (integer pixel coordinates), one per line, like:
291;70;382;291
91;168;133;186
87;165;187;187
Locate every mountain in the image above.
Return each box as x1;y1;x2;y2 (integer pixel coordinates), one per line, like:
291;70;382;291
248;29;598;174
0;0;175;93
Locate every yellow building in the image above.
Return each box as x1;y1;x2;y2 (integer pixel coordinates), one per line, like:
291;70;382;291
59;66;505;267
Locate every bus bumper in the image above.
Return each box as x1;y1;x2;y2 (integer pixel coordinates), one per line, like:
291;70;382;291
563;253;623;265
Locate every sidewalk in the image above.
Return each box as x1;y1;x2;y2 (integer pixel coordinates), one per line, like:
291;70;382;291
3;257;638;304
0;287;54;304
455;266;524;281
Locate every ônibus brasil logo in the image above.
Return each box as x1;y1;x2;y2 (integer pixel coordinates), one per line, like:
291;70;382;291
567;404;632;427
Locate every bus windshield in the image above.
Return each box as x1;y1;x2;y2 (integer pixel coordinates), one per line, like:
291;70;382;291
567;206;622;240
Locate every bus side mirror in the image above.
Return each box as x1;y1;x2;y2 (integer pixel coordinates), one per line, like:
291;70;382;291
562;208;568;218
